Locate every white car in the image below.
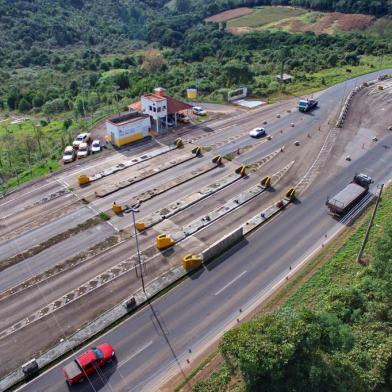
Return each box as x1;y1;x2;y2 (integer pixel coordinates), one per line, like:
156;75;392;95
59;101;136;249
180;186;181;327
77;142;89;158
73;132;91;148
192;106;207;116
249;127;266;138
62;146;76;163
91;140;101;153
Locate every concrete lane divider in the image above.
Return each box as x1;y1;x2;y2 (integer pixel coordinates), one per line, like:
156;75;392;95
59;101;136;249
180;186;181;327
112;202;125;214
175;138;184;148
77;144;178;186
201;227;244;264
94;152;197;198
235;165;246;176
285;187;296;201
78;174;91;185
156;234;175;250
182;254;203;270
212;155;223;165
261;176;272;189
191;146;202;156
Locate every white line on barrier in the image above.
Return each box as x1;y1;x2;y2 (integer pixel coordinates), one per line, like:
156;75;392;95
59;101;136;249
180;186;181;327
214;270;247;296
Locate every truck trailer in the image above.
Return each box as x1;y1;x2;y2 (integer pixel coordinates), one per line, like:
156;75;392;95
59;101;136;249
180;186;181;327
326;174;372;216
298;98;318;112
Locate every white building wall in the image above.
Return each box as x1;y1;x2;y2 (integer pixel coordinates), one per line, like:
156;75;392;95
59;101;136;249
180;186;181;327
141;96;167;120
106;117;151;146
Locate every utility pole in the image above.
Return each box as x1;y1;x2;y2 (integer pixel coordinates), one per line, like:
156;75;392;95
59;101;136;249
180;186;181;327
357;184;384;263
130;206;145;293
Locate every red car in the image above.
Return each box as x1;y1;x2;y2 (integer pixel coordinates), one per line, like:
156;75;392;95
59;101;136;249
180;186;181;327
63;343;115;385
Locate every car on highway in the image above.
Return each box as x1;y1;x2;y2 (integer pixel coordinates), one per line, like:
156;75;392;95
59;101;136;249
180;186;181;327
249;127;266;138
192;106;207;116
63;343;115;385
91;139;101;153
73;132;91;148
62;146;76;163
77;142;89;158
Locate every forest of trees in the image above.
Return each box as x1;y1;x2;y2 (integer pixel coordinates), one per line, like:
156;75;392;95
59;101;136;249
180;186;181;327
1;0;392;69
194;217;392;391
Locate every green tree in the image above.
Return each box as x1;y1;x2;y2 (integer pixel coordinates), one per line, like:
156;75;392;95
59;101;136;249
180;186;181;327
174;0;191;12
220;308;359;391
18;98;31;112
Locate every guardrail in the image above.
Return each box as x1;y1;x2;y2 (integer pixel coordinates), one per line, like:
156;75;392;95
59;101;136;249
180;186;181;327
336;74;392;128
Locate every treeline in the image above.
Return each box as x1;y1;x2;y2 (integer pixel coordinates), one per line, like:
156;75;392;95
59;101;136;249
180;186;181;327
2;23;390;116
1;0;392;69
194;215;392;391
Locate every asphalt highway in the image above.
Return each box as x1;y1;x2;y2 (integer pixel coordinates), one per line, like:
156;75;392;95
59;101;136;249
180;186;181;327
15;69;392;392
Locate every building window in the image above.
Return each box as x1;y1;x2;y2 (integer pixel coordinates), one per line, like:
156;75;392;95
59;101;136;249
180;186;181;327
162;106;166;110
153;107;156;112
149;106;152;111
157;107;161;112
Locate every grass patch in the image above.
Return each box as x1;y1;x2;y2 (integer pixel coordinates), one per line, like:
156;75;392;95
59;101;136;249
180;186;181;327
99;212;110;221
227;6;306;28
266;55;392;102
2;159;61;191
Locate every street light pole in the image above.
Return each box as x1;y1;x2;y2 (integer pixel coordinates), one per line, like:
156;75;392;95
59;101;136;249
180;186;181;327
130;207;145;293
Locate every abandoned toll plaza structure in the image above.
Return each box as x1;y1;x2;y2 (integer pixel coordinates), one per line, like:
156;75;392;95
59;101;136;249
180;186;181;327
106;87;192;147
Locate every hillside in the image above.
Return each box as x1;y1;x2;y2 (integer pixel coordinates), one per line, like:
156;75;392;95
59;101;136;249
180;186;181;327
1;1;392;191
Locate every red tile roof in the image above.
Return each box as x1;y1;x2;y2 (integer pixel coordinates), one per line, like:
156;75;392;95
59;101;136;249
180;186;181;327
166;96;192;114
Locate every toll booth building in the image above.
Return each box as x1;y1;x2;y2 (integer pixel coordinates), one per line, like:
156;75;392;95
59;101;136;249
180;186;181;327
106;112;151;148
129;87;192;133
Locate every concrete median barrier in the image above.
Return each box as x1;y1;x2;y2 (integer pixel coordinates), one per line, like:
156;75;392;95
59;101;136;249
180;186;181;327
201;227;243;264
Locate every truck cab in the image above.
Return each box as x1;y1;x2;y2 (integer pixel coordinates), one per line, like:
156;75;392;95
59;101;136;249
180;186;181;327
298;99;318;112
353;173;372;188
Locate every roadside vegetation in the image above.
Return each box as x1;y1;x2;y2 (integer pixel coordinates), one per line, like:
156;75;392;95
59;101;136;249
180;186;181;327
1;0;392;191
190;186;392;391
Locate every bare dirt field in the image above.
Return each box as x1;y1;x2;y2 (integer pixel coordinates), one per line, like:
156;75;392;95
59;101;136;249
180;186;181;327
204;7;252;23
278;12;375;34
217;6;376;35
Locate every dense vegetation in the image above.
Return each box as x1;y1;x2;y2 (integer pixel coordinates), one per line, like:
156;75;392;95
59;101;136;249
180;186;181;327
193;192;392;391
1;0;392;191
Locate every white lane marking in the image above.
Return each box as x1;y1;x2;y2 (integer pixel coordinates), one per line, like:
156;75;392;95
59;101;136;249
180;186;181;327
214;270;247;296
118;340;153;367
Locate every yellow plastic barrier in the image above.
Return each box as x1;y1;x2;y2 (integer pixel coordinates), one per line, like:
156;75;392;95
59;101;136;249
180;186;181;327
261;176;272;188
175;138;183;148
135;222;146;231
212;155;222;165
191;146;202;156
285;188;296;200
156;234;175;250
235;165;246;176
112;202;124;214
182;254;203;270
78;175;90;185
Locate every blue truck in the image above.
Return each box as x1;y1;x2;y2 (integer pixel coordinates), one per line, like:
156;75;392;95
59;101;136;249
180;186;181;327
298;98;318;112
